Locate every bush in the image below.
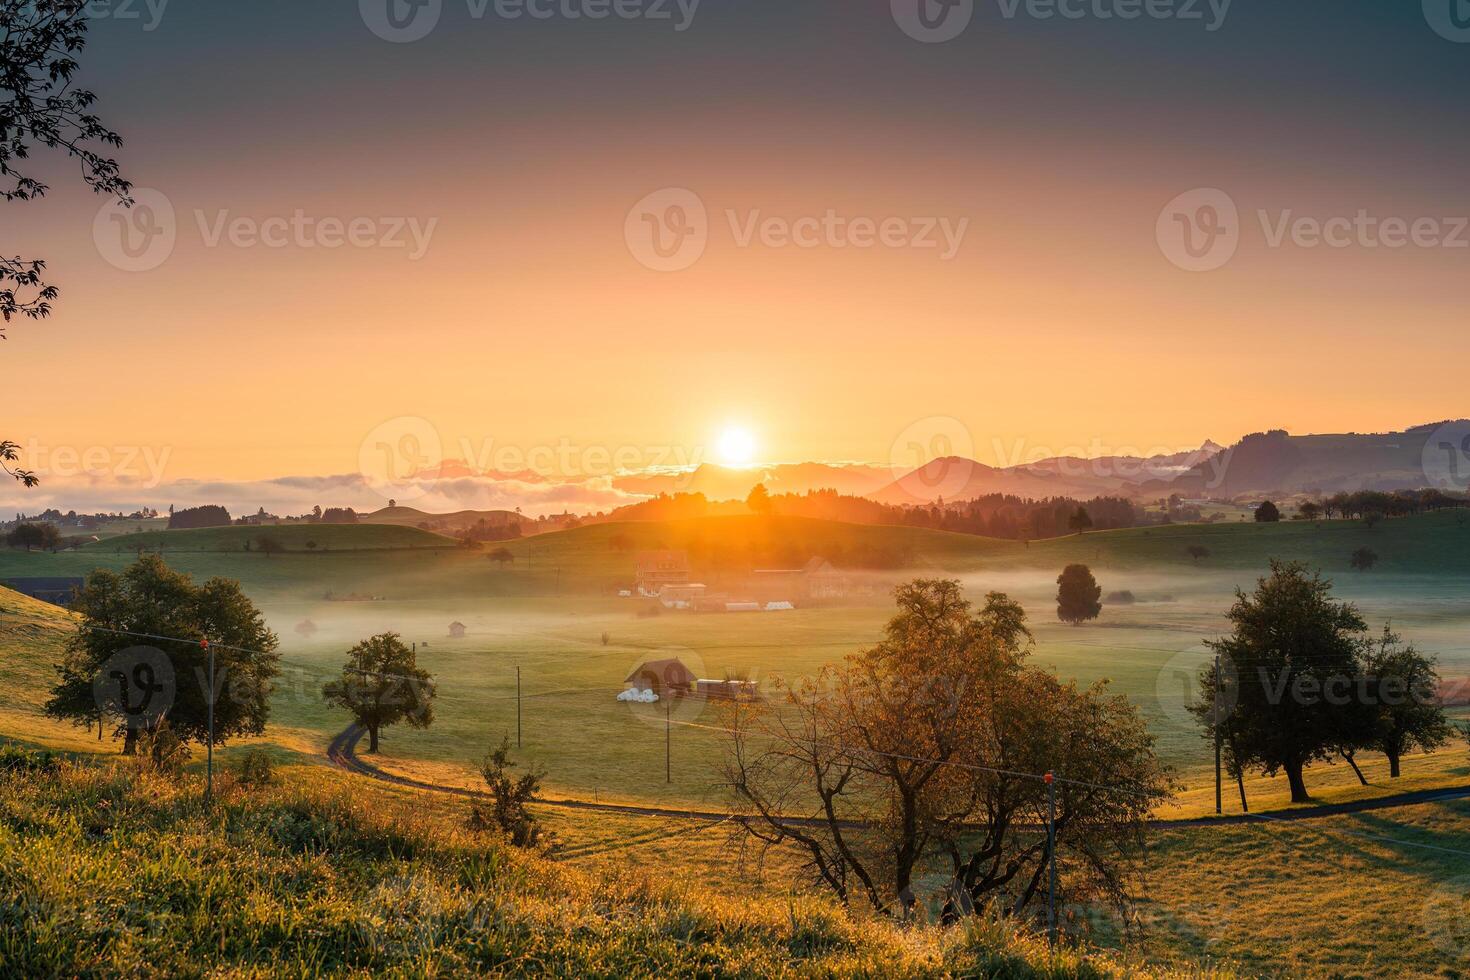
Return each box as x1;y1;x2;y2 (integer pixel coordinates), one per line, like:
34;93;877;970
238;748;275;787
136;722;190;776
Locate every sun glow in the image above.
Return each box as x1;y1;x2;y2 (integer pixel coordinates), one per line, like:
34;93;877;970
716;426;759;467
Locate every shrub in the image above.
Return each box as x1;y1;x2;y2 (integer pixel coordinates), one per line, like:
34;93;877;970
238;748;275;787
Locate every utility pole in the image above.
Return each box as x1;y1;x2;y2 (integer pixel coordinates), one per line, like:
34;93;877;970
516;665;522;748
1045;771;1057;948
1214;652;1223;815
204;638;215;803
665;695;672;783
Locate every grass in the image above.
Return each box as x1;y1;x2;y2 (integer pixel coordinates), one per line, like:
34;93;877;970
0;748;1207;979
81;522;458;554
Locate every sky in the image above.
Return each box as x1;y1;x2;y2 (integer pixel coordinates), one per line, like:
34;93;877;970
4;0;1469;514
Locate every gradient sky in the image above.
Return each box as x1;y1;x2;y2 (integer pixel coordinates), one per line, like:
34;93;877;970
4;0;1468;503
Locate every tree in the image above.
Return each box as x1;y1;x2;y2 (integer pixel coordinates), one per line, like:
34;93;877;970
255;534;284;558
1;440;37;486
168;505;232;529
322;633;435;753
1185;545;1210;563
1360;627;1452;778
488;547;514;567
1350;547;1378;572
1297;501;1322;521
2;0;131;327
1195;561;1367;803
1254;500;1281;523
723;580;1169;925
45;555;280;754
1055;564;1102;625
1068;506;1093;534
6;521;59;551
746;482;773;515
469;737;547;848
1362;510;1383;530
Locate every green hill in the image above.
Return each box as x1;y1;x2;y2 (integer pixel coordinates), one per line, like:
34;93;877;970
0;585;75;727
82;523;458;554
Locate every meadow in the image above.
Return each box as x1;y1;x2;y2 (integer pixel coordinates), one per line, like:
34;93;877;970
6;510;1470;977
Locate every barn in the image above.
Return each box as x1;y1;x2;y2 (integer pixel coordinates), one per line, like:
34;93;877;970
624;657;695;697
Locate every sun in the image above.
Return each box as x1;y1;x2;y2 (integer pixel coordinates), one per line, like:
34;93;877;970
716;425;759;467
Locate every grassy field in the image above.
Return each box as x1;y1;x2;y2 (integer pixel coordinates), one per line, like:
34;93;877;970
83;522;458;554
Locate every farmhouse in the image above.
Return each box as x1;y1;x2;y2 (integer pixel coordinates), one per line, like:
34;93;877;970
1;577;84;606
659;583;707;609
448;621;466;638
747;556;846;603
624;657;695;696
634;550;690;595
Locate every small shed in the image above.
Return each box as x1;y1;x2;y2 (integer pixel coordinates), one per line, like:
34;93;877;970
448;621;466;638
696;678;760;702
624;657;695;696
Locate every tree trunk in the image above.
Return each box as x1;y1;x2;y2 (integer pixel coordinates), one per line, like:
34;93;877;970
1388;751;1401;778
1284;760;1309;803
367;723;380;754
1341;751;1368;786
1235;770;1248;813
122;727;138;756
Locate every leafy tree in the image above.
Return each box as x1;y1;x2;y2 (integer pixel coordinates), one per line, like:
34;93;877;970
1297;501;1323;521
322;632;435;753
1362;510;1383;530
1185;545;1210;562
6;521;59;550
1254;500;1281;523
746;482;773;515
469;737;547;848
488;547;514;567
255;534;284;558
2;0;131;327
1055;564;1102;625
168;505;232;529
1360;627;1452;778
1068;506;1093;533
45;555;280;754
1196;561;1367;803
724;580;1169;924
1350;547;1378;572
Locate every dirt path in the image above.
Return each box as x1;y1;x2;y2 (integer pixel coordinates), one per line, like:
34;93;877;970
327;724;1470;830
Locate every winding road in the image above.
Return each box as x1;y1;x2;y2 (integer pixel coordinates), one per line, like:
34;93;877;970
327;724;1470;831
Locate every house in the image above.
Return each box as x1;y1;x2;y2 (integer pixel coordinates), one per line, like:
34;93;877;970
624;657;695;696
748;555;846;603
696;678;760;701
294;619;318;637
658;583;707;609
448;621;466;638
634;550;690;595
1;577;85;606
802;557;847;599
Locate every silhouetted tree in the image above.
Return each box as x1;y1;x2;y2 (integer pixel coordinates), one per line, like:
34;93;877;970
1297;501;1322;521
489;547;515;567
1253;500;1281;523
469;737;547;848
322;633;435;753
746;483;773;515
1056;564;1102;625
1359;627;1452;778
1186;545;1210;562
1068;506;1093;534
255;534;284;558
1350;548;1378;572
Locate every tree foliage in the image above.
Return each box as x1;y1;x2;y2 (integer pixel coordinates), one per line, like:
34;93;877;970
724;579;1169;928
1253;500;1281;523
1055;564;1102;625
45;555;280;753
322;633;435;753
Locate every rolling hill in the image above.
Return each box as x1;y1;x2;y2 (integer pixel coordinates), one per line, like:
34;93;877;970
79;523;458;554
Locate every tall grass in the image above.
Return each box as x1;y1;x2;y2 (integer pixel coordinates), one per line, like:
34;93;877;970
0;750;1223;978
